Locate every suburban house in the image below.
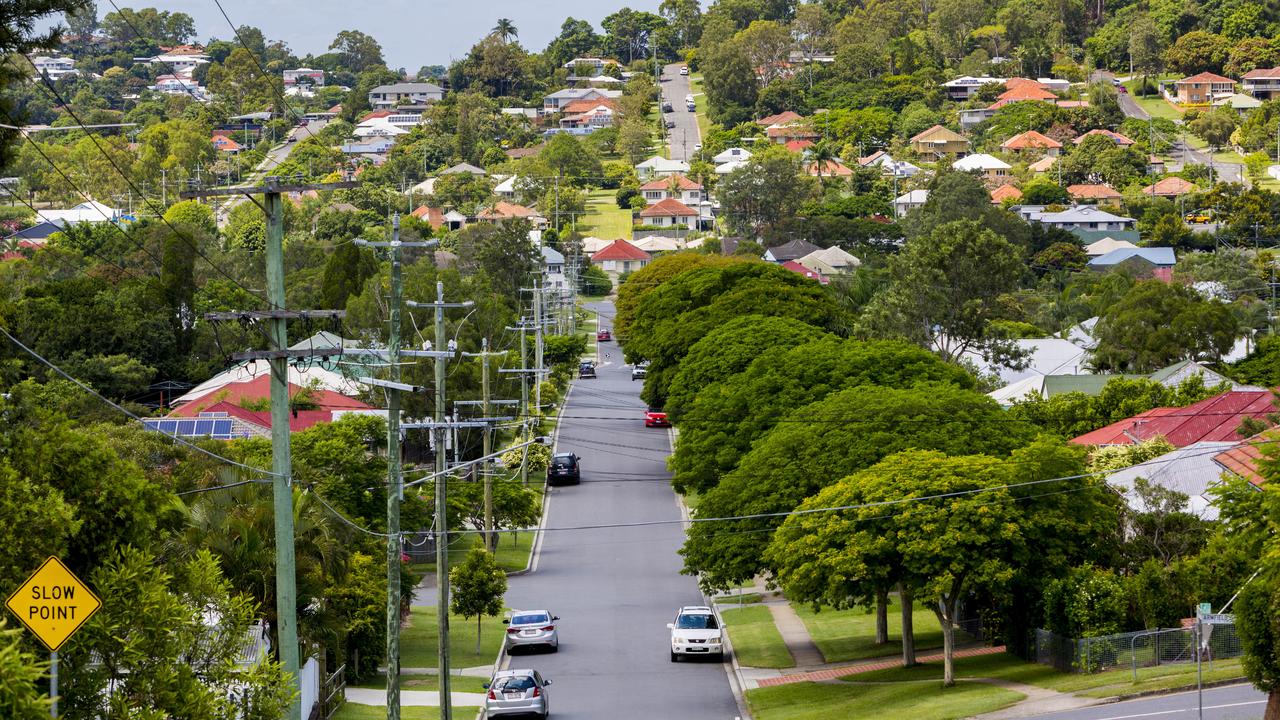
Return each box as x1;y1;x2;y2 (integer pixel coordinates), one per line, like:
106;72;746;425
1017;205;1136;233
762;238;821;263
542;88;622;112
783;139;815;153
1074;128;1135;147
941;75;1006;100
591;239;651;273
959;78;1063;128
635;155;690;180
1213;93;1263;113
781;259;830;284
1001;130;1063;157
476;201;547;229
211;134;242;153
894;189;929;217
3;220;63;245
368;82;444;109
714;147;753;164
806;159;855;177
766;122;820;145
1029;155;1057;174
639;174;705;205
909;125;969;157
37;200;121;224
990;184;1023;204
715;160;749;175
796;246;860;275
1084;237;1138;256
1172;72;1235;105
441;162;487;176
861;151;922;177
354;113;427;138
1071;390;1275;447
952;153;1011;184
541;246;567;290
494;175;519;200
756;111;804;126
961;338;1088;385
1105;442;1238;520
134;49;209;77
558;101;616;131
1242;67;1280;100
1088;246;1176;275
1142;176;1198;197
1067;184;1123;207
283;68;325;86
31;55;77;79
638;198;699;230
989;359;1253;406
411;205;468;232
563;57;622;78
340;137;395;156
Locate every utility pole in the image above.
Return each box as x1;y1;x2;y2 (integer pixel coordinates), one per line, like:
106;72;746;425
534;282;544;414
500;316;544;486
459;340;505;550
183;175;356;720
353;222;437;720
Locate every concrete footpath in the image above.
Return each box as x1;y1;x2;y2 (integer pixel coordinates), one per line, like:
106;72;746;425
345;687;487;707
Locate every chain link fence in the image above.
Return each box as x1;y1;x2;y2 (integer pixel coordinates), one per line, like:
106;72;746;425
1034;622;1242;678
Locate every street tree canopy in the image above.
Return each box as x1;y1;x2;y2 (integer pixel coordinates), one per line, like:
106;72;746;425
1092;280;1241;372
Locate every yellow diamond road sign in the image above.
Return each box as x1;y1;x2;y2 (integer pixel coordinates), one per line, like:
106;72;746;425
5;556;101;651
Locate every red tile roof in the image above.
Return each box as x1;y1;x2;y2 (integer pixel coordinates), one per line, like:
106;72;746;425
1067;183;1122;200
756;111;803;126
781;260;830;284
561;97;618;114
998;83;1058;101
909;124;967;144
1142;176;1199;196
170;375;372;418
638;197;698;218
1213;433;1271;486
990;184;1023;203
766;124;818;139
784;139;815;153
1176;72;1235;85
1074;128;1136;146
638;173;703;191
806;159;854;176
358;110;395;122
411;205;446;229
476;201;540;220
211;134;242;152
591;239;651;261
185;401;355;434
1001;130;1063;150
1071;391;1275;447
1243;67;1280;80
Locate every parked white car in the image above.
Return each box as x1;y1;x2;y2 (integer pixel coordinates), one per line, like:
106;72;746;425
668;605;725;661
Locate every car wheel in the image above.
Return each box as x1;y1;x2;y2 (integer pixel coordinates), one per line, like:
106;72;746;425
670;651;679;662
714;652;725;662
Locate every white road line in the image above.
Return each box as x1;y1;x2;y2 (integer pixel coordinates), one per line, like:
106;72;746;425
1078;698;1264;720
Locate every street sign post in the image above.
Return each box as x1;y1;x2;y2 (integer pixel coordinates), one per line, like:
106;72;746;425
6;556;102;718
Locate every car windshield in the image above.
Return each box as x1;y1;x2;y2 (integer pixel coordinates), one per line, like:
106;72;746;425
494;675;536;691
677;613;718;630
511;613;549;625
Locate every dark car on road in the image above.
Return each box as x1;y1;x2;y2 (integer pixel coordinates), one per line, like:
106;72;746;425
645;407;670;428
547;452;581;485
578;361;596;379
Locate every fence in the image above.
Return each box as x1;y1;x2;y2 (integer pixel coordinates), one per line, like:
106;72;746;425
1034;622;1242;678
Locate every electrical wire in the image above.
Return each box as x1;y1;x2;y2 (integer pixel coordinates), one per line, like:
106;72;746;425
177;478;267;495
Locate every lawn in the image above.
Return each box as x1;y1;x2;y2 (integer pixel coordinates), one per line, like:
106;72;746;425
849;651;1245;698
745;677;1023;720
349;674;491;694
717;592;765;606
689;74;711;140
401;606;506;669
722;605;795;668
410;524;536;577
794;598;948;663
578;189;632;240
332;705;481;720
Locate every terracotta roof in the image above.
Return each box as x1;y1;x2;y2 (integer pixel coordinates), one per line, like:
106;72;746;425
990;184;1023;203
639;173;703;191
1001;130;1063;150
1029;156;1057;172
1068;184;1123;200
784;139;815;152
806;159;854;176
329;104;343;113
211;134;242;151
560;97;618;114
1213;433;1272;486
756;111;803;126
1004;77;1044;89
1243;67;1280;80
858;150;887;166
358;110;395;123
1176;72;1235;85
1142;176;1199;196
998;83;1058;101
170;375;373;418
477;201;540;220
766;124;818;138
411;205;446;229
591;239;651;261
781;260;830;284
181;401;352;434
909;124;967;144
1071;391;1275;447
639;198;698;217
1074;128;1135;146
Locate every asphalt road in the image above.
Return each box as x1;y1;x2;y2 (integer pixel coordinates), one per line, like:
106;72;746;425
215;118;329;226
660;63;702;163
1028;683;1265;720
500;300;741;720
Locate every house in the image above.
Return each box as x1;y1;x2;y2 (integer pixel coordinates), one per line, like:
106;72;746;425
958;78;1063;128
339;137;395;155
635;155;690;180
1213;432;1274;486
134;50;209;77
1071;390;1275;447
1213;93;1263;114
542;88;621;112
796;246;860;275
441;162;487;176
579;236;613;254
806;159;855;177
211;134;242;153
756;111;804;126
2;220;63;244
558;102;616;130
1106;441;1240;520
989;359;1252;406
714;147;753;164
766;123;819;145
1147;155;1166;175
283;68;325;86
639;174;704;206
638;198;699;230
951;153;1011;184
962;338;1089;385
1018;205;1136;233
1142;176;1198;197
715;160;749;175
941;75;1006;100
541;245;567;290
632;236;688;253
1084;237;1138;256
1067;184;1123;207
37;200;121;225
1242;67;1280;100
762;238;821;263
368;82;444;109
476;201;547;229
781;259;830;284
354;113;426;138
990;184;1023;204
1029;155;1057;174
1088;246;1176;272
151;74;208;100
1001;130;1063;157
563;57;622;78
1074;128;1135;147
493;175;519;200
31;55;77;79
591;239;651;273
909;125;969;157
171;374;372;422
894;189;929;217
784;139;815;153
1173;72;1235;105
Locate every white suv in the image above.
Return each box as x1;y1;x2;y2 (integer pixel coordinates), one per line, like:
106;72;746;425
668;606;724;662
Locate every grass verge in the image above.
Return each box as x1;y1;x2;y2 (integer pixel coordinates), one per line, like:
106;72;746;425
795;598;948;663
333;706;481;720
717;592;765;606
579;189;632;240
745;678;1022;720
401;606;506;669
722;605;795;668
410;523;536;577
689;74;711;139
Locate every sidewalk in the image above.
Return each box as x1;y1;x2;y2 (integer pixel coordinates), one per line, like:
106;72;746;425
345;687;487;707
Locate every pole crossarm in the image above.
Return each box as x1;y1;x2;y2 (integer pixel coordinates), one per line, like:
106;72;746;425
231;348;348;361
354;239;439;249
205;310;346;321
401;420;493;430
452;399;521;406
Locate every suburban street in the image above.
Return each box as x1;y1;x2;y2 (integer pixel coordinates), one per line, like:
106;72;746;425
1027;683;1265;720
214;118;329;226
500;300;742;720
661;63;702;163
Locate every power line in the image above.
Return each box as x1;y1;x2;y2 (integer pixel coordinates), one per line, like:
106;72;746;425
208;0;304;126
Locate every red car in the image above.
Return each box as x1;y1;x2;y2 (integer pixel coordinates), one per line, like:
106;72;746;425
645;407;670;428
597;329;612;342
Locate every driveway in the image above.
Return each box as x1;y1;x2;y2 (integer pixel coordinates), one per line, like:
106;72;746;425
660;63;702;163
499;300;741;720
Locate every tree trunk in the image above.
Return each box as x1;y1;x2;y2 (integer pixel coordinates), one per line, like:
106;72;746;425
875;588;889;645
936;601;956;687
1266;688;1280;720
477;615;483;655
900;585;917;667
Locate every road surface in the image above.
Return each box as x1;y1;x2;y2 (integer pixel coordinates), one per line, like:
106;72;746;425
500;300;742;720
660;63;702;163
1027;683;1265;720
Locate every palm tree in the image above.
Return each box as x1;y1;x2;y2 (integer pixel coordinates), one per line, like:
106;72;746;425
810;141;836;181
492;18;517;43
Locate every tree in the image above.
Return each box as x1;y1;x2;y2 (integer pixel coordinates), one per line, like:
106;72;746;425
1235;572;1280;719
701;34;758;125
718;146;818;240
544;18;600;67
321;242;379;311
601;8;666;62
1129;15;1165;97
737;20;793;85
0;620;50;719
858;219;1026;366
660;0;704;48
452;220;539;304
492;18;518;41
451;546;508;654
1164;31;1229;75
207;47;285;114
329;30;385;73
1189;107;1238;150
100;7;195;44
614;253;749;339
1092;280;1240;372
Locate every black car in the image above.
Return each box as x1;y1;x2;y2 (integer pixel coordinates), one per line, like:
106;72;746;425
578;361;596;379
547;452;581;485
661;102;673;112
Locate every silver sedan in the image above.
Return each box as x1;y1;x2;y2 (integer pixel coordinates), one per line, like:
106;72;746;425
484;669;551;718
504;610;559;653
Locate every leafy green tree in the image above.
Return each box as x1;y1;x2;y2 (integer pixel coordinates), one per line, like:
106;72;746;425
1010;375;1230;438
1129;14;1166;97
451;546;508;654
1164;31;1229;75
1042;564;1126;638
100;7;195;44
1033;242;1088;273
452;220;539;304
701;33;759;125
206;48;286;114
321;242;379;311
1234;572;1280;719
718;146;818;240
615;253;747;339
1092;280;1240;372
1021;178;1071;205
0;620;50;719
580;264;612;296
329;30;385;72
544;18;601;66
1189;107;1238;150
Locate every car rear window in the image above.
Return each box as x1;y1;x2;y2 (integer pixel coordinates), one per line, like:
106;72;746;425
677;614;718;630
511;613;549;625
552;457;573;467
494;675;536;691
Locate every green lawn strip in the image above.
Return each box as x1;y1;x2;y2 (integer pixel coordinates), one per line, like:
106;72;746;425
689;74;711;139
349;674;491;693
401;606;506;669
847;652;1245;698
333;705;481;720
410;524;534;577
578;189;632;240
716;592;765;605
745;678;1023;720
722;605;795;668
794;599;947;663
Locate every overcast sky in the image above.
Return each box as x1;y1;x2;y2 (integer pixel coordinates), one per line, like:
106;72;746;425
77;0;663;71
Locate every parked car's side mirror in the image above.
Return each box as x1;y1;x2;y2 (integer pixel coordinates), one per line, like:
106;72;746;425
666;623;675;629
502;619;510;624
543;679;553;686
552;615;560;621
483;683;490;689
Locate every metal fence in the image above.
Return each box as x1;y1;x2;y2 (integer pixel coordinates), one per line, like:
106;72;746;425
1034;623;1242;678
